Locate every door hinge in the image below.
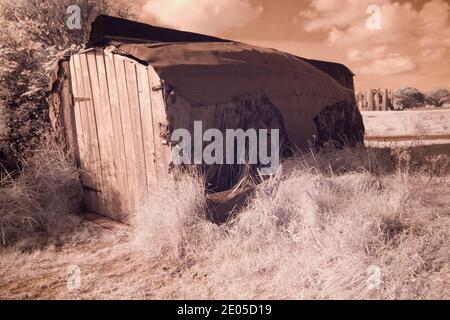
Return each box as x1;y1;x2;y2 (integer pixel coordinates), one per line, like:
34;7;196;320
152;84;163;92
74;97;90;103
83;185;102;193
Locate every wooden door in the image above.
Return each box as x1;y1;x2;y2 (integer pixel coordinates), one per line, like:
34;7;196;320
69;49;170;221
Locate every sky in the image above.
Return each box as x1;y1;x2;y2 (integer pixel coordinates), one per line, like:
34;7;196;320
134;0;450;93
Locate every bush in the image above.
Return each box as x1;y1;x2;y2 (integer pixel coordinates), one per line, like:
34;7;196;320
0;0;135;161
0;133;82;245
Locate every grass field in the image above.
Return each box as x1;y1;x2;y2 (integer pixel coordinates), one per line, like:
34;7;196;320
0;110;449;299
362;108;450;137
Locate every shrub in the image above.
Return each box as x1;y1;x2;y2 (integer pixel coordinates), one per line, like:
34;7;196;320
0;133;82;245
0;0;135;161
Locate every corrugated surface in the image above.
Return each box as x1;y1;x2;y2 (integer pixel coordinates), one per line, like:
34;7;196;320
115;41;356;147
87;15;354;91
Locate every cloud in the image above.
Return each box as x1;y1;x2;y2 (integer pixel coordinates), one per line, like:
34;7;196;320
347;46;387;62
420;0;450;34
301;0;370;33
358;53;416;75
296;0;450;75
142;0;263;35
298;0;450;45
421;48;448;62
299;1;450;47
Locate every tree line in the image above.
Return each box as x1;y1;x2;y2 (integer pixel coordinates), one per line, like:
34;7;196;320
394;87;450;110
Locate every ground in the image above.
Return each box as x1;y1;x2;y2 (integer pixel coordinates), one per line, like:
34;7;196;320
363;108;450;137
1;109;450;300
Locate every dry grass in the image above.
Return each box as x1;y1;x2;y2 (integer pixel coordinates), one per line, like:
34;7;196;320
0;134;82;246
133;174;214;262
0;105;6;139
362;109;450;137
0;145;449;299
131;147;449;299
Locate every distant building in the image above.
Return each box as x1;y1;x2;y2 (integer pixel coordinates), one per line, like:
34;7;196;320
357;89;394;111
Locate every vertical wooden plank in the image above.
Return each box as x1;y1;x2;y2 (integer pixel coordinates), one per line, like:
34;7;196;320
148;67;171;186
71;54;95;212
60;60;79;163
95;50;125;220
114;57;139;214
71;55;90;186
69;57;83;167
103;51;132;219
124;61;148;208
136;64;157;194
69;56;87;208
79;52;104;214
94;50;126;219
86;50;118;217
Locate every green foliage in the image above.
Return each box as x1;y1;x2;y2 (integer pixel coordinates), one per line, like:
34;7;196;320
0;0;135;161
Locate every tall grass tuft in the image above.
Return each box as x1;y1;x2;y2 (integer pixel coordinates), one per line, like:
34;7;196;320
133;174;218;263
0;134;82;245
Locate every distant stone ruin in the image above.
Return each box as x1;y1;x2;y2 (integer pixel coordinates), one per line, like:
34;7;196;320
357;89;394;111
